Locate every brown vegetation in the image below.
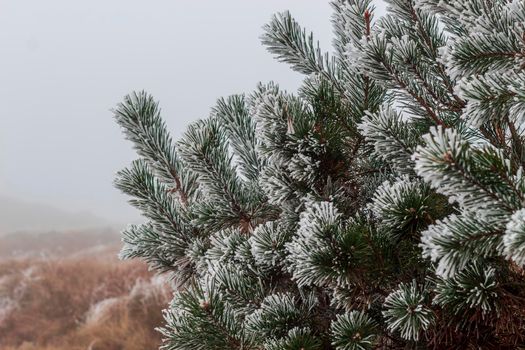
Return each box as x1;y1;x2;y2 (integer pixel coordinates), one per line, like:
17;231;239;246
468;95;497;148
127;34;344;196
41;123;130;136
0;249;171;350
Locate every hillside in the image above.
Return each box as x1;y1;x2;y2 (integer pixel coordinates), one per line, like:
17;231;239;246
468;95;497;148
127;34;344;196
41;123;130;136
0;229;120;259
0;195;110;235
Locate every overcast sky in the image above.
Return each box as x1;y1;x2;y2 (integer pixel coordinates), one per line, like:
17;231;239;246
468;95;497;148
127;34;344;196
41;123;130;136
0;0;386;227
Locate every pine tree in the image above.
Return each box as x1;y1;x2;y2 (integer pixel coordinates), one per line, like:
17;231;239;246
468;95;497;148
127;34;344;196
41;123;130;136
114;0;525;348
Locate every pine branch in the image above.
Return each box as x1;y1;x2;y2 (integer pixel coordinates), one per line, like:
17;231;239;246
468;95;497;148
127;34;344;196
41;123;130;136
414;126;524;213
331;310;378;350
262;11;344;94
114;91;196;205
360;106;422;174
214;95;263;181
383;280;434;341
178;119;253;232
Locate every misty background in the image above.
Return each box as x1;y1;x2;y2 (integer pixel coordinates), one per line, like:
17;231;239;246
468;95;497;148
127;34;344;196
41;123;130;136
0;0;386;234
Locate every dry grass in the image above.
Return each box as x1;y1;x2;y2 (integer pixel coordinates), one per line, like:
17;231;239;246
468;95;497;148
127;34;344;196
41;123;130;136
0;251;171;350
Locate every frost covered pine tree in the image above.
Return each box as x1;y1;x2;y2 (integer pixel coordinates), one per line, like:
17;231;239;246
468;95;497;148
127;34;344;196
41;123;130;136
113;0;525;348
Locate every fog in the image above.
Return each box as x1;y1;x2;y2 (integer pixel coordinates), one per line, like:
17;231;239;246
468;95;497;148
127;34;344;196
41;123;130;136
0;0;386;231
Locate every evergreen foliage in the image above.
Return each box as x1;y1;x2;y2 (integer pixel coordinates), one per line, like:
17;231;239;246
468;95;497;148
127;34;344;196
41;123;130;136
114;0;525;347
